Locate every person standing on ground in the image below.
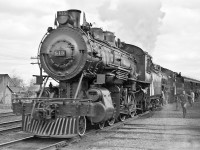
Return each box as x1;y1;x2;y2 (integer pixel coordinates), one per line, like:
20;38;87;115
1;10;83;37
179;90;190;118
161;90;165;106
188;90;193;107
175;94;179;110
191;90;195;104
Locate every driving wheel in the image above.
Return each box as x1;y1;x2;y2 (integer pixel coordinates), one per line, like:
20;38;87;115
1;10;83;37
119;114;126;122
98;121;105;129
107;117;115;126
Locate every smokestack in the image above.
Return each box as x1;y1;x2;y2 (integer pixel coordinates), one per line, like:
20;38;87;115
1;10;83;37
67;9;81;28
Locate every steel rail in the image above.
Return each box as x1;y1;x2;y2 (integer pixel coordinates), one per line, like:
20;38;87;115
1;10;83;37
0;125;21;133
0;119;21;126
0;112;15;118
0;120;22;133
0;136;34;147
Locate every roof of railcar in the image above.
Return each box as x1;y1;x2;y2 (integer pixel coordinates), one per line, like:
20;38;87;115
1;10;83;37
182;76;200;84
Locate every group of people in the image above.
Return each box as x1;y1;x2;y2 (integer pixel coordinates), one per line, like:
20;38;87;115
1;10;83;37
176;90;195;118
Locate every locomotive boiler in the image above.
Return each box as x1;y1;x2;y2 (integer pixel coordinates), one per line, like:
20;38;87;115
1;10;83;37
12;9;152;138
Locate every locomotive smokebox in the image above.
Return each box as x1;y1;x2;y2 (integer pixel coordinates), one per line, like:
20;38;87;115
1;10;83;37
40;23;88;81
57;9;81;28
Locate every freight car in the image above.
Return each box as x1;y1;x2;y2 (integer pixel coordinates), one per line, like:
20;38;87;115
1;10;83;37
160;67;176;104
175;74;200;100
160;70;200;104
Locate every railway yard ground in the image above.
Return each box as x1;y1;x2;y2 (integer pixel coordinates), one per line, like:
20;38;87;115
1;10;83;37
0;104;12;113
0;101;199;150
62;101;200;150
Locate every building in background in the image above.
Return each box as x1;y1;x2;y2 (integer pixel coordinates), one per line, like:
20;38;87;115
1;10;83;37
0;74;23;105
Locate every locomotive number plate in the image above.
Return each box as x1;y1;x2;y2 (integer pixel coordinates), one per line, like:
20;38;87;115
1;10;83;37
57;11;68;16
54;50;66;56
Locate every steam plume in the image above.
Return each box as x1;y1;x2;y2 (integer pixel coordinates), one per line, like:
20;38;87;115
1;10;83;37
98;0;165;54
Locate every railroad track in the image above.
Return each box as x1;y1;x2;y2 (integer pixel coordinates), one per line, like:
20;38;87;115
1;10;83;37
0;134;76;150
0;136;34;147
0;136;69;150
0;119;22;133
0;111;151;150
0;112;16;118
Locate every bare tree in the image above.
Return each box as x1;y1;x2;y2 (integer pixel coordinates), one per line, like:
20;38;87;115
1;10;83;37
26;78;39;97
10;74;25;88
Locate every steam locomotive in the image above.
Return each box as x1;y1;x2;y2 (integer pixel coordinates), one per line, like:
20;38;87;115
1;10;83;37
12;9;195;138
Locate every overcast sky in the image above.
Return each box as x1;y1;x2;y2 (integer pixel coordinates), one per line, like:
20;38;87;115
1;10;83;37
0;0;200;85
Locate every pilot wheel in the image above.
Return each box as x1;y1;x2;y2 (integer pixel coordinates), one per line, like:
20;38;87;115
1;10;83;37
119;114;126;122
78;116;86;136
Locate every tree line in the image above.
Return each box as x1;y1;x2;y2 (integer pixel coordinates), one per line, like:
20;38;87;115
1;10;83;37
10;74;39;97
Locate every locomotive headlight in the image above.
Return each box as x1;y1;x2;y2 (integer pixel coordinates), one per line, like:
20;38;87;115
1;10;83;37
57;11;69;25
40;25;87;81
57;15;69;25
